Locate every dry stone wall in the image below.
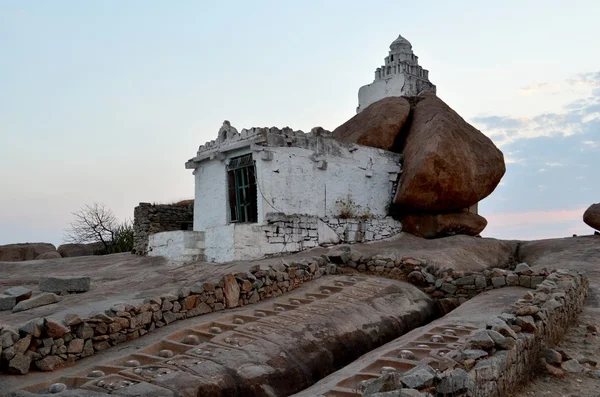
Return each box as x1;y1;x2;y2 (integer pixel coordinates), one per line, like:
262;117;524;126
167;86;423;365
262;214;402;254
132;203;194;255
0;258;333;375
355;269;588;397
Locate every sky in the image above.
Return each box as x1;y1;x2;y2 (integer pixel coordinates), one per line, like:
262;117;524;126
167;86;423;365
1;0;599;246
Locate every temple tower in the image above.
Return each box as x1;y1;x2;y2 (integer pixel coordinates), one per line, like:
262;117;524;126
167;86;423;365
357;34;436;113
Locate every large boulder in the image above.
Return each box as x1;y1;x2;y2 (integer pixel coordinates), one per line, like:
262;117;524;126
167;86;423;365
57;243;104;258
583;204;600;231
400;211;488;239
333;97;411;151
0;243;57;262
394;92;505;211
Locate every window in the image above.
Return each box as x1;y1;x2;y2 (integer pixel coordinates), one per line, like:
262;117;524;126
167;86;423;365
227;154;258;223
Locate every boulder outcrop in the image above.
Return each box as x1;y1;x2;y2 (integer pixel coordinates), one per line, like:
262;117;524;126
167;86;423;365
0;243;57;262
399;211;488;239
333;96;411;151
393;92;505;212
583;203;600;231
57;243;103;258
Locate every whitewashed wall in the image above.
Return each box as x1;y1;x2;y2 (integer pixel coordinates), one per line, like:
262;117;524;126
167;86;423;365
256;145;399;219
357;74;407;113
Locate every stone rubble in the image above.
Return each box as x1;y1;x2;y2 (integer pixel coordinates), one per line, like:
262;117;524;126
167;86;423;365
39;276;91;294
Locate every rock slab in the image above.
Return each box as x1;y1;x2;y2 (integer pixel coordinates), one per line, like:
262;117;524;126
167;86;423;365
393;92;505;211
39;276;91;293
333;96;411;151
0;295;17;311
4;286;32;302
12;293;62;313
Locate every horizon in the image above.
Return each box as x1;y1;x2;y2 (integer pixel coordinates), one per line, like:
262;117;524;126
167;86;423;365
1;1;599;247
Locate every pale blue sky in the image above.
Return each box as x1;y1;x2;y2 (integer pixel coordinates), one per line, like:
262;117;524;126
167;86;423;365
1;1;599;246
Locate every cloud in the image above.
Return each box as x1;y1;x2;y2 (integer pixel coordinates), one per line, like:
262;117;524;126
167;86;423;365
471;71;600;147
538;168;546;172
544;162;562;167
518;82;550;94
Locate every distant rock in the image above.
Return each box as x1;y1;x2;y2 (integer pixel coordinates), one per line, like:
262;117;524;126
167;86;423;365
583;203;600;231
399;211;487;239
393;92;505;212
333;96;411;151
35;251;62;260
57;242;104;258
0;243;56;262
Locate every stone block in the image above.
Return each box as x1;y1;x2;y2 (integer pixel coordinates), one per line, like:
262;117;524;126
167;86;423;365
39;276;91;293
0;295;16;311
491;276;506;288
4;286;32;302
12;293;62;313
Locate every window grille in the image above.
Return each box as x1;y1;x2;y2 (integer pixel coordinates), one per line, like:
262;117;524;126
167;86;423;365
227;154;258;223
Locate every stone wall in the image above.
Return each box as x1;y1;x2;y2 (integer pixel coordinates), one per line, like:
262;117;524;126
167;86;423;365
0;258;332;375
132;203;194;255
357;269;588;397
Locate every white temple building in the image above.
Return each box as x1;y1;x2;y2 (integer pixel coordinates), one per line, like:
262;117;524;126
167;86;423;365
357;34;436;113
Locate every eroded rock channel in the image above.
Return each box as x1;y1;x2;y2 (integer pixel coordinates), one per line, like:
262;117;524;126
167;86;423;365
10;276;436;397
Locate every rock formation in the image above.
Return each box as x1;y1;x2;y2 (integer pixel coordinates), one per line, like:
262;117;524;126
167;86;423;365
333;96;410;150
57;243;104;258
393;91;505;212
332;91;505;239
0;243;57;262
35;251;62;260
583;203;600;231
400;211;488;239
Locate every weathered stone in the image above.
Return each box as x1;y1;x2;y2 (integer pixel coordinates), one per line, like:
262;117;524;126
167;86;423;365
333;96;411;151
393;92;505;211
583;203;600;231
1;328;18;348
76;323;94;339
515;315;537;332
361;372;402;395
440;283;457;295
64;313;83;326
545;363;564;378
67;338;84;354
13;334;32;353
469;329;495;350
491;276;506;288
561;359;584;373
223;274;240;308
4;286;32;302
39;276;91;293
436;368;470;395
514;263;532;275
35;355;62;371
545;348;562;365
36;251;62;260
8;353;31;374
400;211;488;239
400;364;436;389
19;318;45;337
12;293;61;313
0;295;17;311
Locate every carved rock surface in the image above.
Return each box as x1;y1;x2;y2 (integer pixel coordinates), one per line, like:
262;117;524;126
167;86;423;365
333;96;411;150
0;243;56;262
583;203;600;231
400;211;487;238
394;92;505;211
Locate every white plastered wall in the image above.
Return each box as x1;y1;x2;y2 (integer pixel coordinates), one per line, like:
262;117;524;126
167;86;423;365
255;145;399;219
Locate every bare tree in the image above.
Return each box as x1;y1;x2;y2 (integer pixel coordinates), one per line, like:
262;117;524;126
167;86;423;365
64;203;117;250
